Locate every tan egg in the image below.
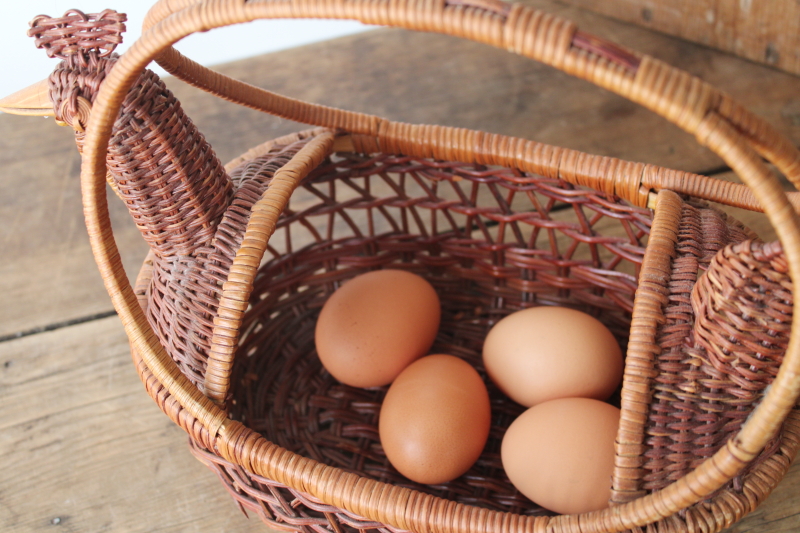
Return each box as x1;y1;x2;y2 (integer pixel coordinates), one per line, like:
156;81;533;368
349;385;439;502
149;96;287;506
501;397;620;515
379;354;491;484
482;306;623;407
315;269;440;388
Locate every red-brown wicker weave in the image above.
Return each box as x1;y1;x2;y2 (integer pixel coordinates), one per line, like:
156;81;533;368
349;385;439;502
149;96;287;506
14;1;800;532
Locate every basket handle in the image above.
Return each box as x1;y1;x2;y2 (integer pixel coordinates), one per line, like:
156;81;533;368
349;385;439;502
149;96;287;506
80;1;800;531
141;0;800;209
152;42;800;213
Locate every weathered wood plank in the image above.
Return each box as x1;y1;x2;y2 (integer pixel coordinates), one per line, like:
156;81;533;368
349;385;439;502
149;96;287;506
0;115;149;339
563;0;800;77
0;316;266;532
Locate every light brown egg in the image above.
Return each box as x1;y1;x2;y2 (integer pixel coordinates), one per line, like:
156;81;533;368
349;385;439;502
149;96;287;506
501;397;620;515
482;306;623;407
379;354;491;484
315;269;440;388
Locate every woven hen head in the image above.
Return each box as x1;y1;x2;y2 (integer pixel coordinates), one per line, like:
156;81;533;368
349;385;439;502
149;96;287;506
12;8;235;260
0;8;323;397
27;9;126;130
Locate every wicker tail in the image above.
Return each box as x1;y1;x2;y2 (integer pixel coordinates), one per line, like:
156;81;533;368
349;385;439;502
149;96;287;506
68;0;800;532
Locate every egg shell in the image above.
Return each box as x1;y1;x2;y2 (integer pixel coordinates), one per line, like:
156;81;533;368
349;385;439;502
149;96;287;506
315;269;440;388
482;306;623;407
501;397;620;515
379;354;491;485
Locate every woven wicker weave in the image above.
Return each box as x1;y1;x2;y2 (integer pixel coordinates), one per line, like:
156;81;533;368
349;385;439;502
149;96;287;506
18;1;800;532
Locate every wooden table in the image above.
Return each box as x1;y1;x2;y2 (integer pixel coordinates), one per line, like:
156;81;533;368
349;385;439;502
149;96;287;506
2;1;799;531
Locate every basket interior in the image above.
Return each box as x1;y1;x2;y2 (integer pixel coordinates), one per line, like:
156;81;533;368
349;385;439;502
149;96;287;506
218;151;652;518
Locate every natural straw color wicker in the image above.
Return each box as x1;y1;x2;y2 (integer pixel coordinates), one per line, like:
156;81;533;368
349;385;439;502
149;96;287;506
34;0;799;531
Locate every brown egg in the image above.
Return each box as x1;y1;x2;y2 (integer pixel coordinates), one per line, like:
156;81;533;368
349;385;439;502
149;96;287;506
315;269;440;388
501;397;620;514
482;306;623;407
379;354;491;484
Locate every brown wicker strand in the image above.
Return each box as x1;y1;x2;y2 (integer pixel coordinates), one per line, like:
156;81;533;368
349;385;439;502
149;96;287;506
571;30;641;72
47;47;234;260
154;45;383;136
108;66;233;258
692;239;790;390
611;189;683;505
203;130;336;404
28;9;126;59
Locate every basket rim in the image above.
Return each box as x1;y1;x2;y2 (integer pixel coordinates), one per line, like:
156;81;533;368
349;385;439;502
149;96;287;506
130;176;800;532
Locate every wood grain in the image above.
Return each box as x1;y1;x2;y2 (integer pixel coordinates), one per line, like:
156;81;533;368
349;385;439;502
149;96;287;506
0;316;264;532
0;115;149;339
563;0;800;77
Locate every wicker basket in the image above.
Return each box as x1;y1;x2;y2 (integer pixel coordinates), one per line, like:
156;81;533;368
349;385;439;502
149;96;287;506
31;0;800;531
